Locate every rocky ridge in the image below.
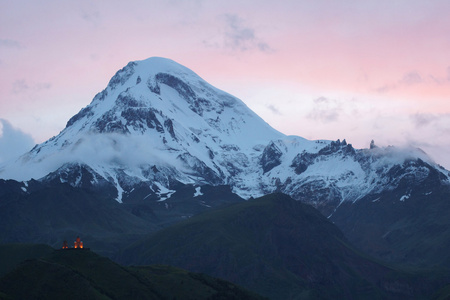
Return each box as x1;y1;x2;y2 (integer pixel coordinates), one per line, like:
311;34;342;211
0;57;448;217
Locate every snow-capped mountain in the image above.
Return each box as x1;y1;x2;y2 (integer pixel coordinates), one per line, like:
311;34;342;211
1;57;449;215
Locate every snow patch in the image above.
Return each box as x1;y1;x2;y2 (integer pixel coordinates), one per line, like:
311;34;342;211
74;172;82;187
193;186;203;197
111;176;123;203
0;56;447;212
154;182;176;201
399;194;410;202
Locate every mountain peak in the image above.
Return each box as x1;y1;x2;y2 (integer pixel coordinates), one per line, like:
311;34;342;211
0;57;282;194
65;56;269;137
0;57;448;210
105;57;199;91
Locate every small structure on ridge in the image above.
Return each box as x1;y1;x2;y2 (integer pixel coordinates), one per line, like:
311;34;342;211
61;236;89;250
74;236;83;249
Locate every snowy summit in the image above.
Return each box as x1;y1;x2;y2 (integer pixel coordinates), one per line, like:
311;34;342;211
0;57;448;213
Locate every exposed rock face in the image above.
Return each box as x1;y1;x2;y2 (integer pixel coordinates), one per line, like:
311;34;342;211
260;141;283;173
2;57;450;272
0;57;448;215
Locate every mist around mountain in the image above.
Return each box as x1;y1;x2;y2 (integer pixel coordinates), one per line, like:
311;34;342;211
1;57;447;212
1;57;450;299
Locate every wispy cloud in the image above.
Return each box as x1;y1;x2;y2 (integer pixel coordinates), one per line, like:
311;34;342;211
375;83;397;94
375;71;424;93
80;9;101;27
400;71;423;85
223;14;271;52
374;69;450;93
0;38;23;49
12;80;29;94
204;14;273;54
307;97;343;123
12;79;51;94
267;104;282;115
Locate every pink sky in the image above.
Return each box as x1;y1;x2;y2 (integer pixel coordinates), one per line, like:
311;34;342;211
1;0;450;168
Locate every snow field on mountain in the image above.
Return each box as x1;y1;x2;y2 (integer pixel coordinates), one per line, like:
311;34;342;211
1;57;448;208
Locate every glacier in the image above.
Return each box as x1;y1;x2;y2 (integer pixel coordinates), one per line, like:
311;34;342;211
1;57;448;213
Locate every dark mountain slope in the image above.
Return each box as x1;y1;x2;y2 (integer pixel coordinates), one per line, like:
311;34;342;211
2;57;448;220
0;246;265;300
0;179;156;257
1;56;450;284
118;193;448;300
330;165;450;268
0;243;54;277
0;179;243;258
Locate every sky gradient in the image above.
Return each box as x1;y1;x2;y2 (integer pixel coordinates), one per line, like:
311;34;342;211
1;0;450;168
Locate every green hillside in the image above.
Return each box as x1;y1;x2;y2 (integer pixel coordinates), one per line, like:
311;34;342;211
0;245;265;300
0;243;54;277
118;193;450;300
331;179;450;268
